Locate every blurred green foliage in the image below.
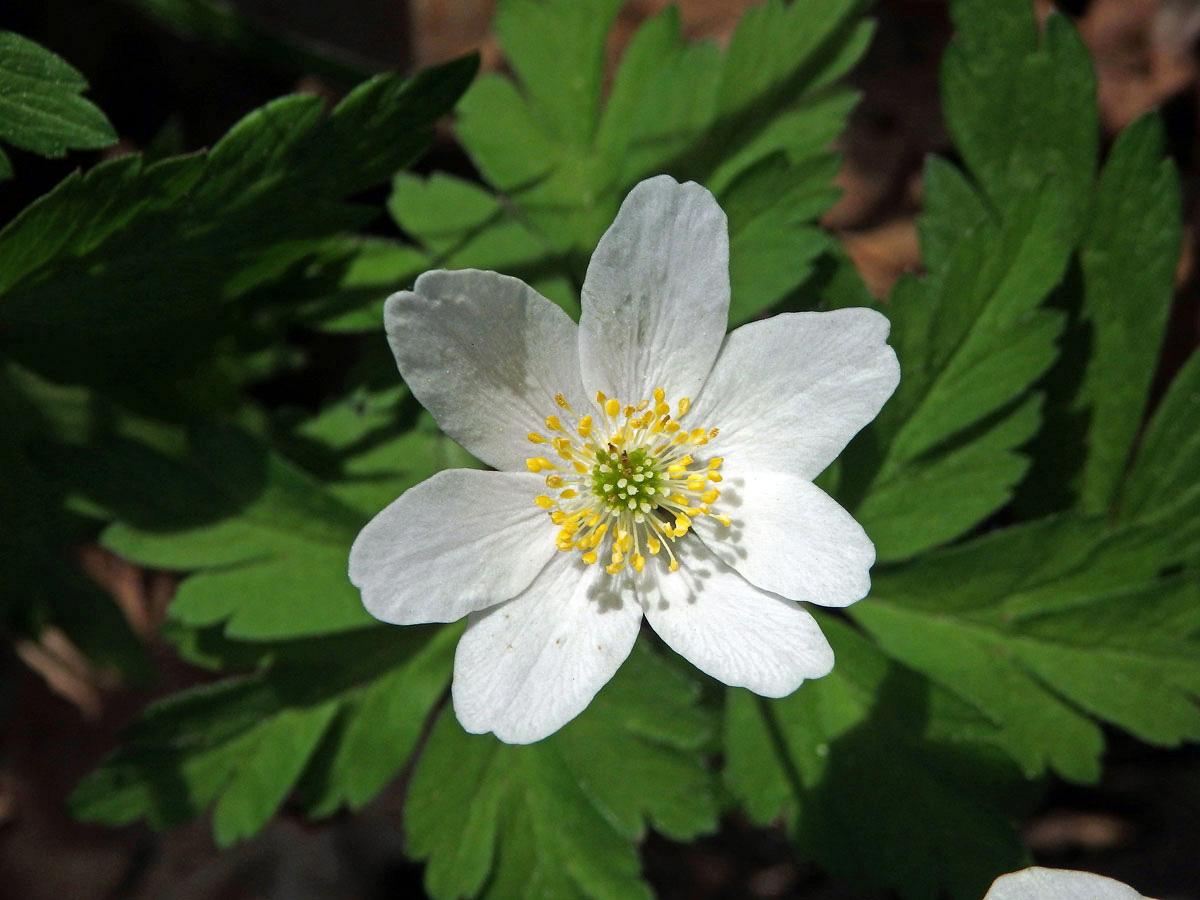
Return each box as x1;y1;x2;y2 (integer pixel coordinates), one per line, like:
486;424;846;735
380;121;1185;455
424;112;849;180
0;2;1194;900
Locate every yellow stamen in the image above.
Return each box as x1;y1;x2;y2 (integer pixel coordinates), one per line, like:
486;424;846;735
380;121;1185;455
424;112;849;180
526;388;726;580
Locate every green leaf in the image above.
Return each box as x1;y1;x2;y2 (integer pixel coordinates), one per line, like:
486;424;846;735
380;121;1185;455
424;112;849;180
720;152;839;321
71;625;457;843
0;31;116;173
852;514;1200;783
493;0;624;148
296;625;460;816
404;0;870;325
1019;114;1182;515
941;1;1097;229
723;616;1031;900
273;378;483;518
92;424;374;640
1119;347;1200;530
388;172;574;315
0;56;476;386
844;183;1073;560
405;641;718;900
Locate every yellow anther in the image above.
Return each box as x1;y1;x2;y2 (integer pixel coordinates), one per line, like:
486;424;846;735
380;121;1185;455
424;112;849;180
709;428;719;439
708;457;723;468
715;513;732;527
532;386;724;580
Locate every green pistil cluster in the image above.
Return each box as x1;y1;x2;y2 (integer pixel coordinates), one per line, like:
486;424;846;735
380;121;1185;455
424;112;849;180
590;446;663;513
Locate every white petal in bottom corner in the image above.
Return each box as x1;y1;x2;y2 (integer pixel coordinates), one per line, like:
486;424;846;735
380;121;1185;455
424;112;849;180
452;555;643;744
984;868;1149;900
694;469;875;609
350;469;555;625
638;539;833;697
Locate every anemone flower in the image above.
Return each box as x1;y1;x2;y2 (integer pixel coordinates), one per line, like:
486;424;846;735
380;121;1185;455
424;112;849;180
350;175;900;743
984;867;1150;900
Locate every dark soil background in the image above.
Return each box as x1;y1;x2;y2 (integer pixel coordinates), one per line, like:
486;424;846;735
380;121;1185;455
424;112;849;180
1;1;1198;898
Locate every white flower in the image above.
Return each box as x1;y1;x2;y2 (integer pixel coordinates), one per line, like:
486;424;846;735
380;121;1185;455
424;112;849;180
984;868;1151;900
349;175;900;744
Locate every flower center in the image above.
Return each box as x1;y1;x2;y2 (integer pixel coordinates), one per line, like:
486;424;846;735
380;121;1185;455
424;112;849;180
526;389;730;575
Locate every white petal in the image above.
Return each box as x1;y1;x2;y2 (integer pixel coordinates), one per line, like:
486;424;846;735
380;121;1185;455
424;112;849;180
452;555;642;744
693;470;874;608
350;470;555;624
691;308;900;480
578;175;729;405
385;270;586;473
638;539;833;696
984;868;1148;900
